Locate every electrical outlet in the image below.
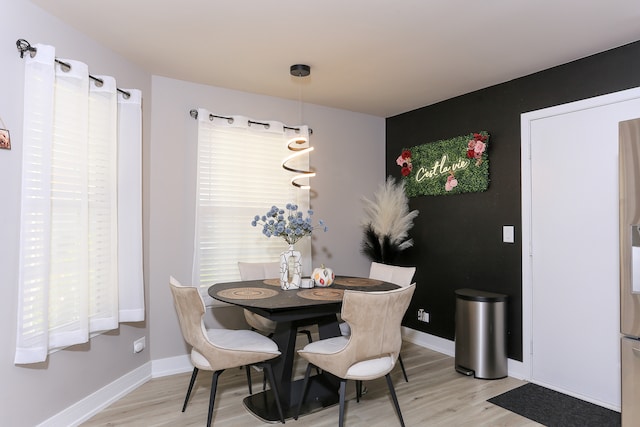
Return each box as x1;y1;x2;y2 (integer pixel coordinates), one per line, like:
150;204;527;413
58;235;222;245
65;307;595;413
417;309;430;323
133;336;145;354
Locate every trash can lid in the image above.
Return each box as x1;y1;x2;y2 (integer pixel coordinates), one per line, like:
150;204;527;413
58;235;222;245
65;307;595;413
455;288;508;302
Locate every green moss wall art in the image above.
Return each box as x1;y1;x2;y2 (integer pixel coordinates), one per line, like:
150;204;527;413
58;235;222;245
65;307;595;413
397;131;490;197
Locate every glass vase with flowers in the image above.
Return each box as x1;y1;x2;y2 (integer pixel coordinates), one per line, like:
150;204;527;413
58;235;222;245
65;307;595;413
252;203;327;290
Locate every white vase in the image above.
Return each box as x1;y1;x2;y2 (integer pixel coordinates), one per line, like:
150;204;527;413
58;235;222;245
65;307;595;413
280;244;301;290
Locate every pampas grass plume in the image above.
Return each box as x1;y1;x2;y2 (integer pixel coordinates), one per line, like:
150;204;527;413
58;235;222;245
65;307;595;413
361;176;419;257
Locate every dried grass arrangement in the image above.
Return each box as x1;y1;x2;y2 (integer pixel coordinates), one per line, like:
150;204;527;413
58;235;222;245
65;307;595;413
361;176;419;263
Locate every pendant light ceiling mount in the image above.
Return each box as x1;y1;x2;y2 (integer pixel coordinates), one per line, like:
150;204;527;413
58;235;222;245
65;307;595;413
290;64;310;77
283;63;314;190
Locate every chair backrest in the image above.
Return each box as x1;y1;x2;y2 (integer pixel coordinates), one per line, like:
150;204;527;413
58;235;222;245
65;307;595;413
335;284;415;376
169;276;280;371
169;276;207;350
238;261;280;280
369;262;416;287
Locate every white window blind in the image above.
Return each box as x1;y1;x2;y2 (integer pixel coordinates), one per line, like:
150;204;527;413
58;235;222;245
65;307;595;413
192;108;311;288
15;44;144;364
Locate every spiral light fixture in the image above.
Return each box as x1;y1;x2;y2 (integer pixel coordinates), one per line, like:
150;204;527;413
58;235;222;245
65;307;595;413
283;64;315;189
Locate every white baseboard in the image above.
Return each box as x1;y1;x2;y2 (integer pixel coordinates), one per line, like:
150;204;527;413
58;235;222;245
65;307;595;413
37;363;151;427
402;326;455;356
151;353;193;378
506;358;527;380
401;326;527;380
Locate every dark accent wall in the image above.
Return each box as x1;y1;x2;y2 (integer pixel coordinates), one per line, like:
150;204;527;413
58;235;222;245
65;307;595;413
388;40;640;361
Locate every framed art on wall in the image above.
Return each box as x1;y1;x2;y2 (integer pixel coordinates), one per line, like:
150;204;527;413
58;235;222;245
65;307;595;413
398;131;489;197
0;126;10;150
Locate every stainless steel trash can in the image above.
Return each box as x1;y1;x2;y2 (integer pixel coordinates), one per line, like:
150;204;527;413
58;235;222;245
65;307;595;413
454;288;507;379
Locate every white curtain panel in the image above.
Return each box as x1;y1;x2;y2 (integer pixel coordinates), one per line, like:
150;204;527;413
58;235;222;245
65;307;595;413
14;44;144;364
15;44;56;364
191;108;311;288
117;89;144;322
88;74;119;333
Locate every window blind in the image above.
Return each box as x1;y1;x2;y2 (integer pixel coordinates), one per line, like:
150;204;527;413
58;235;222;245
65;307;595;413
192;108;311;288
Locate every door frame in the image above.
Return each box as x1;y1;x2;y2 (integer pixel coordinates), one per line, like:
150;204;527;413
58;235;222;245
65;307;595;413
520;86;640;388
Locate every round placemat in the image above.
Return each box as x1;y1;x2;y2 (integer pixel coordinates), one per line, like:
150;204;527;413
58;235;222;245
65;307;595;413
262;278;281;287
333;277;383;287
217;287;278;300
298;288;344;301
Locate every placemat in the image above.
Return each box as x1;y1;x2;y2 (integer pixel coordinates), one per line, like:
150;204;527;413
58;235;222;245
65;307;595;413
333;277;383;287
217;287;278;300
262;278;281;287
298;288;344;301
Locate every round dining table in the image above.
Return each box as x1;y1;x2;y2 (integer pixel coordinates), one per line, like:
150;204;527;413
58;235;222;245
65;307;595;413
209;276;399;422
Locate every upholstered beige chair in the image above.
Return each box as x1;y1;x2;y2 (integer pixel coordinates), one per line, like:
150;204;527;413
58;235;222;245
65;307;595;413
237;261;280;335
339;262;416;382
238;261;313;343
369;262;416;289
169;276;284;426
295;284;416;427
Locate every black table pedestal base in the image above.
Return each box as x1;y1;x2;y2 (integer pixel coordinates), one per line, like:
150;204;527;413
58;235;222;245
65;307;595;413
243;374;339;423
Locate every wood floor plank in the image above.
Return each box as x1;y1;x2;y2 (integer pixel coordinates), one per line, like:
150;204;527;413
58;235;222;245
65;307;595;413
82;342;540;426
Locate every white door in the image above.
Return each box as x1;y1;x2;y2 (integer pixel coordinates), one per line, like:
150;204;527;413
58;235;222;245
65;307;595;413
522;88;640;409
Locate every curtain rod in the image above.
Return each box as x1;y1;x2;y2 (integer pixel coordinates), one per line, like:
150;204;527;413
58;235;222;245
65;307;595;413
16;39;131;99
189;109;313;134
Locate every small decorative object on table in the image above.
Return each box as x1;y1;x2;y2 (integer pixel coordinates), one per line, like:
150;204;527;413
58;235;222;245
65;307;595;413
312;264;334;287
299;278;314;289
251;203;327;290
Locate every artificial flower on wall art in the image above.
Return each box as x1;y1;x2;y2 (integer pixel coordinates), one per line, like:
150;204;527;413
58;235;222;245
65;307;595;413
445;173;458;192
399;131;490;197
396;149;413;176
466;132;487;165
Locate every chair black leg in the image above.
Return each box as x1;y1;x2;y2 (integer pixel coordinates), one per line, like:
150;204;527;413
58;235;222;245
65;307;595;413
385;373;405;427
262;363;285;424
294;364;314;420
338;379;347;427
398;354;409;382
356;380;362;403
207;370;224;427
297;330;319;374
245;365;253;395
182;367;199;412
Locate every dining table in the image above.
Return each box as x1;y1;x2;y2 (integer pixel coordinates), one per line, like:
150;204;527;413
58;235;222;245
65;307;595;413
209;275;399;422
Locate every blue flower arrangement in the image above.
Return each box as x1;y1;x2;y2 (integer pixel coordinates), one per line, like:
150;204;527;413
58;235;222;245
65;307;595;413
251;203;327;245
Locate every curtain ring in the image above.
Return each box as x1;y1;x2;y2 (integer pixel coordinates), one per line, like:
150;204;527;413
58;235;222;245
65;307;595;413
16;39;37;59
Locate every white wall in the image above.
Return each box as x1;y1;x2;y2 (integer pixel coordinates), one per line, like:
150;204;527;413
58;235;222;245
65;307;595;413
149;76;386;360
0;1;152;425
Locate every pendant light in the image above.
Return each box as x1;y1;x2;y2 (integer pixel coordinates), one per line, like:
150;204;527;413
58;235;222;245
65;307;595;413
282;64;315;189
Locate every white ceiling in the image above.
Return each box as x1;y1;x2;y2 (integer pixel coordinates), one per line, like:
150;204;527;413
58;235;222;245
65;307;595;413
32;0;640;117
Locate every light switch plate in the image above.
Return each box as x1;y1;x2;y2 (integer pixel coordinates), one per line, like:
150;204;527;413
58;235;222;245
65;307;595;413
503;225;515;243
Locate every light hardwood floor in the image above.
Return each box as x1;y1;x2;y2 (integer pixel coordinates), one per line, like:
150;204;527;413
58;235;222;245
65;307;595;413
82;342;541;426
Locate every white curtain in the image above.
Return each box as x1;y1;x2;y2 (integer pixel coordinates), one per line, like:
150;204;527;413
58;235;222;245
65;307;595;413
14;44;144;364
191;108;311;289
117;88;144;321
